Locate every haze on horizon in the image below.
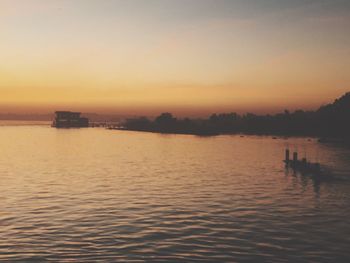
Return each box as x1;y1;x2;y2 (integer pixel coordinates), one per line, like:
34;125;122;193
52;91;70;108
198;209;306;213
1;0;350;116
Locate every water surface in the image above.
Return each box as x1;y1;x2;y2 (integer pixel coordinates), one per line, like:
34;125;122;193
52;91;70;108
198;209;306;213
0;125;350;262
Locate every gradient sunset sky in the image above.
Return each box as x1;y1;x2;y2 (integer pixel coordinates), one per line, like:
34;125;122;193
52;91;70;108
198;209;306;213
1;0;350;116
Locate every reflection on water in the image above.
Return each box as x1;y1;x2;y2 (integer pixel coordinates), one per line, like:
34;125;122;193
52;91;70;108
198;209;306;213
0;125;350;262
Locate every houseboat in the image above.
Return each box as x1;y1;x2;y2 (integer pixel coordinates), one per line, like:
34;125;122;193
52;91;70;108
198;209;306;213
52;111;89;128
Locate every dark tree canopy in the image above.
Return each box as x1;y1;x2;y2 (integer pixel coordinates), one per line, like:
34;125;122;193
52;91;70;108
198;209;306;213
123;92;350;138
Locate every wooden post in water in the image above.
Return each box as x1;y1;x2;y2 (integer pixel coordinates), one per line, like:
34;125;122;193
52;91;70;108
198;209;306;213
293;152;298;163
285;149;290;163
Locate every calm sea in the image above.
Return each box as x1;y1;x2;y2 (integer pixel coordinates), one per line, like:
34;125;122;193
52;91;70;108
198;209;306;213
0;122;350;262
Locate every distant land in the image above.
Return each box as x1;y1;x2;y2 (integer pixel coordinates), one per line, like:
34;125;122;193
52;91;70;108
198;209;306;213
1;92;349;141
121;92;350;139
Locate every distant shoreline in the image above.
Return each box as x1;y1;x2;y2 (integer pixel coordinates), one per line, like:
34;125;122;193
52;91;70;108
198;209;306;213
120;92;350;142
111;127;349;144
1;120;349;146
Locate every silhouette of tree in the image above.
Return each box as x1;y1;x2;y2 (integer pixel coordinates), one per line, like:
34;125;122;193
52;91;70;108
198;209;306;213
122;92;350;140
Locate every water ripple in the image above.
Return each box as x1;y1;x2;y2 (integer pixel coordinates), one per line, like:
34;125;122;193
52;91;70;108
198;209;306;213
0;127;350;262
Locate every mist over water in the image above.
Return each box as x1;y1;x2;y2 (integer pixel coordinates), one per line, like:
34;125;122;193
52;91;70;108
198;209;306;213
0;124;350;262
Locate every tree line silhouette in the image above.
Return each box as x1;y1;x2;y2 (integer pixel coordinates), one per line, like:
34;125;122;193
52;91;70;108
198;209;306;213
122;92;350;138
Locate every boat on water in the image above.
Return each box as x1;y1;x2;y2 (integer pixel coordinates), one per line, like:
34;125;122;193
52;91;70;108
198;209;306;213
52;111;89;128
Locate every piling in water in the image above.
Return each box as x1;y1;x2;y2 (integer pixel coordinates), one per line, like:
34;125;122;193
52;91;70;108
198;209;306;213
285;149;290;163
293;152;298;163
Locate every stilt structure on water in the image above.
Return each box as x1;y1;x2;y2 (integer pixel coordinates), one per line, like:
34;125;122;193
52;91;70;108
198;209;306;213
284;149;322;176
52;111;89;128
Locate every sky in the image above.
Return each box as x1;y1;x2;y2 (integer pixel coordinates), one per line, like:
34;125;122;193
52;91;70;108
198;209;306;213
1;0;350;116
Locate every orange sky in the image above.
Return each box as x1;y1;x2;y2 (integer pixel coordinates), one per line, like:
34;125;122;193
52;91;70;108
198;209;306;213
1;0;349;116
